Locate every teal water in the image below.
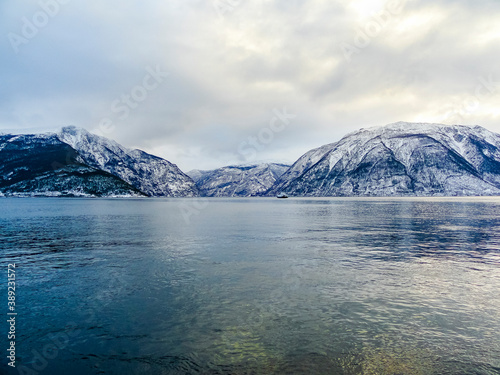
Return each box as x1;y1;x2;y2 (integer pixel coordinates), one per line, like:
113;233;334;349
1;197;500;374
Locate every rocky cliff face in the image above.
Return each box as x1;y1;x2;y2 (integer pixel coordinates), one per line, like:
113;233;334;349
188;163;290;197
266;122;500;197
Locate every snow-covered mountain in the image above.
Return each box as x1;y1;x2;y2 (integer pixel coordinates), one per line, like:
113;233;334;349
0;133;144;197
266;122;500;197
0;127;199;197
4;122;500;198
58;126;198;197
188;163;290;197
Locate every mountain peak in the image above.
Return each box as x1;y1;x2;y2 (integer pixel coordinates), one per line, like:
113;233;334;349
60;125;84;132
58;126;95;151
59;125;90;138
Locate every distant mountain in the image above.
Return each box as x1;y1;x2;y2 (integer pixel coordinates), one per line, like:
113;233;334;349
188;163;290;197
266;122;500;197
0;127;199;197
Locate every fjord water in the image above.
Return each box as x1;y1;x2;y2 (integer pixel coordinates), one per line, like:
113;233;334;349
1;198;500;375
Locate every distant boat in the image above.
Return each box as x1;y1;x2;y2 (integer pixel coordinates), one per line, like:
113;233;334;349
276;193;288;199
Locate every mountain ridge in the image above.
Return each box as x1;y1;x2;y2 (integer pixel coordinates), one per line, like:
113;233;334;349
266;122;500;197
0;127;199;197
188;163;290;197
58;126;199;197
2;122;500;198
0;133;145;197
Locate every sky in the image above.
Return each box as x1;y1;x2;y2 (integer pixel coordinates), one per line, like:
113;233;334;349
1;0;500;171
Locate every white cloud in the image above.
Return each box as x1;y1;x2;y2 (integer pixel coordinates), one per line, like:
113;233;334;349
0;0;499;171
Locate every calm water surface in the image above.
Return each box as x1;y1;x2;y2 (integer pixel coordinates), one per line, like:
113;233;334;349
1;197;500;374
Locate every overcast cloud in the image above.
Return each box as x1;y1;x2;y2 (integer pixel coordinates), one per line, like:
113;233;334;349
1;0;500;171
